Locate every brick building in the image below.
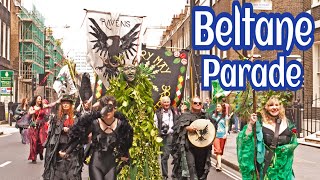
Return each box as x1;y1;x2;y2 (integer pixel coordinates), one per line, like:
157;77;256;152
160;0;319;109
0;0;13;106
10;0;64;103
0;0;11;71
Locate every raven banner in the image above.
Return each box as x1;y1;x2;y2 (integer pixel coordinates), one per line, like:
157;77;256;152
86;10;143;88
140;46;188;109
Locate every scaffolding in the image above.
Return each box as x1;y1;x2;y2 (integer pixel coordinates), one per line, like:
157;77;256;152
17;5;64;101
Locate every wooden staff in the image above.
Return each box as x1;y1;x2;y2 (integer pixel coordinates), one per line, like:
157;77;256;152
249;47;260;180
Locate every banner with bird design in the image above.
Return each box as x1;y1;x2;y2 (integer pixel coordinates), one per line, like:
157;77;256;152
86;10;144;88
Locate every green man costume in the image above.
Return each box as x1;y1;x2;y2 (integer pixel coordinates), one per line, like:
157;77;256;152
106;64;162;180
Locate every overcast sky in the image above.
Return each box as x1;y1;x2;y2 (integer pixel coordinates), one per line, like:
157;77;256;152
22;0;188;54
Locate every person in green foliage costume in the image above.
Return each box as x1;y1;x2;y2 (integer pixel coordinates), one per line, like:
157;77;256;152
106;64;162;180
237;96;298;180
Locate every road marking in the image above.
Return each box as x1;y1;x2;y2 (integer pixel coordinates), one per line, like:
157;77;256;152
222;167;242;180
0;161;12;167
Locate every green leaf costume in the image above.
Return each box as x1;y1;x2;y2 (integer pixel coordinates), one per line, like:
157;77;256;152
106;65;162;180
236;117;298;180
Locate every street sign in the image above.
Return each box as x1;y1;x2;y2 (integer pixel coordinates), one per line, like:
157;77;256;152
0;70;14;96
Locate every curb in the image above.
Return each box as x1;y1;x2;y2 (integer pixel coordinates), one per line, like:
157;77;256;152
0;120;8;125
212;155;240;172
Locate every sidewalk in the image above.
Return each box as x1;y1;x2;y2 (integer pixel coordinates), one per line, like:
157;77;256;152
214;132;320;179
0;122;19;135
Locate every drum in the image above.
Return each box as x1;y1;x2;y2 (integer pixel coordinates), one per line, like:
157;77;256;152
187;119;216;147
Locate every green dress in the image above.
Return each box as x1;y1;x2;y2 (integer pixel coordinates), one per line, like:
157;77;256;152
236;118;298;180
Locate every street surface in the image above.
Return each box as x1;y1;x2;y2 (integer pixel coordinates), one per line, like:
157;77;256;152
0;126;241;180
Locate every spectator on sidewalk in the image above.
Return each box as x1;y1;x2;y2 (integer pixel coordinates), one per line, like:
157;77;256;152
172;97;211;180
154;96;179;180
14;97;29;144
211;103;228;172
237;95;298;179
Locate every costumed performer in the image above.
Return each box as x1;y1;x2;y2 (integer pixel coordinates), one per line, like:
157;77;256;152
28;95;60;163
237;95;298;179
171;97;212;180
43;95;83;180
59;95;133;180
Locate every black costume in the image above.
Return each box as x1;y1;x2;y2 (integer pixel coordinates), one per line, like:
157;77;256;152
64;111;133;180
172;112;212;180
43;114;83;180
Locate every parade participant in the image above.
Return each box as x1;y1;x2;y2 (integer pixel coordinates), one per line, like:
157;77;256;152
172;97;212;180
237;95;298;179
15;97;29;144
211;103;228;171
59;95;133;180
154;96;179;180
106;63;162;179
43;95;83;180
28;95;59;163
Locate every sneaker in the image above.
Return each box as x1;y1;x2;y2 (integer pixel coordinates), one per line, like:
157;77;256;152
216;166;222;172
31;160;37;164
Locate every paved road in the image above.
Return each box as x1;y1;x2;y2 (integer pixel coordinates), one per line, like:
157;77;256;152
0;128;241;180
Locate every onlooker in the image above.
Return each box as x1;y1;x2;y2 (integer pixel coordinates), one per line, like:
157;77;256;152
15;98;29;144
154;96;179;180
211;103;228;171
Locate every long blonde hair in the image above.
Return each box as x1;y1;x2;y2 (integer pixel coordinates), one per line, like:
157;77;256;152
261;96;286;124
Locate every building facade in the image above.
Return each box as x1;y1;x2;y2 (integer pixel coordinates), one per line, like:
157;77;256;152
0;0;13;108
0;0;11;70
160;0;319;107
10;1;64;103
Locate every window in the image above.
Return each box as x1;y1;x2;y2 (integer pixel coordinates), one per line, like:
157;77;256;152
2;22;6;58
313;43;320;104
7;26;10;60
0;19;2;57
